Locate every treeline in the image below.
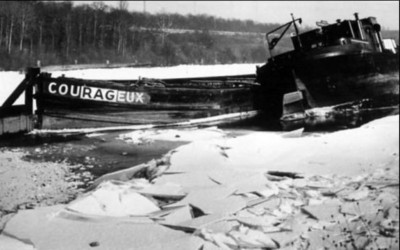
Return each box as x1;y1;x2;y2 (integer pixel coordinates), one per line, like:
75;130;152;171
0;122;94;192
0;1;278;70
0;1;398;71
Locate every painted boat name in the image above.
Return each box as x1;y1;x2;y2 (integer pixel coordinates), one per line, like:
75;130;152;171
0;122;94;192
46;82;150;104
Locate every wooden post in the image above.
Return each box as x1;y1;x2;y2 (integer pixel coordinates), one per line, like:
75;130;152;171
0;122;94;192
25;77;33;115
1;68;40;109
0;68;41;136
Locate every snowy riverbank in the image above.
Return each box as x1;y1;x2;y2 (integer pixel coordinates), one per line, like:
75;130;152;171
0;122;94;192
0;115;398;249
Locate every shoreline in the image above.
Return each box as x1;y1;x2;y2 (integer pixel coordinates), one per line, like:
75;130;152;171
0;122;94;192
0;117;398;249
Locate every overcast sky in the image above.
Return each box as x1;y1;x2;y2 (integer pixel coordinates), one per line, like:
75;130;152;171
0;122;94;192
75;1;399;30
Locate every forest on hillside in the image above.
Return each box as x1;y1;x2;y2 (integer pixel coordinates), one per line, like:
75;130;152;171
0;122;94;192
0;1;278;70
0;1;398;71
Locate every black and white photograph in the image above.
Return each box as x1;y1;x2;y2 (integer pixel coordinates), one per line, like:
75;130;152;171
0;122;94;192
0;1;399;249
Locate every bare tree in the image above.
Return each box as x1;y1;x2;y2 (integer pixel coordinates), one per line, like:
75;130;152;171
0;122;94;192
38;19;43;52
115;1;129;56
118;0;129;11
0;17;3;47
65;13;72;59
91;2;107;47
2;2;19;54
18;2;35;52
157;13;173;46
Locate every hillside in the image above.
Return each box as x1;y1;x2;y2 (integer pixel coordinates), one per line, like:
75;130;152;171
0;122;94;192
0;1;398;71
0;1;277;71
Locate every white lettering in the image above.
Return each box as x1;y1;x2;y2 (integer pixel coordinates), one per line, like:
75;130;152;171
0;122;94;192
70;85;80;97
59;84;68;95
47;82;148;104
117;91;126;103
81;86;92;99
48;82;57;94
135;93;144;103
93;88;104;100
105;90;117;102
126;92;135;103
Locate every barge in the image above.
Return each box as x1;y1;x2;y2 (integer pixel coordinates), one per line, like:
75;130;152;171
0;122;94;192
255;13;399;127
0;68;259;134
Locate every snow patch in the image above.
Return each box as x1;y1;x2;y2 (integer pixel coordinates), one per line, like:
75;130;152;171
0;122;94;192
50;63;260;80
119;126;226;144
164;115;399;177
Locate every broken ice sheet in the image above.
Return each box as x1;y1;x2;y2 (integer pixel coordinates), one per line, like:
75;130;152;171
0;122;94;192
340;200;382;217
373;236;400;249
164;186;236;209
229;214;281;229
246;197;281;215
3;205;200;250
0;234;36;250
228;226;279;249
305;175;335;189
291;178;308;188
266;171;304;179
157;205;194;225
267;231;298;249
200;241;225;250
67;181;160;216
343;187;370;201
207;170;269;195
194;195;247;216
172;213;227;233
375;192;399;210
203;219;240;234
301;202;341;221
274;198;304;216
138;182;186;200
385;205;399;223
279;213;311;234
90;163;149;188
199;229;239;249
255;181;280;198
154;172;219;189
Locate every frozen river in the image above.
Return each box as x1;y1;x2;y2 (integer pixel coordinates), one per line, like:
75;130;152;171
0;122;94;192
0;64;398;250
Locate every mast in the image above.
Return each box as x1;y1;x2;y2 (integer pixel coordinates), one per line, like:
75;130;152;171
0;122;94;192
291;13;302;49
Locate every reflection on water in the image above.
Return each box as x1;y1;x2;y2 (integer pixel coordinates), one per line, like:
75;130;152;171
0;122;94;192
223;104;399;133
282;106;399;131
220;113;284;131
0;133;84;148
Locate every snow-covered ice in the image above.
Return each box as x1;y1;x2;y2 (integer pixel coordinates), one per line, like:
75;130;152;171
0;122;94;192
119;115;399;178
49;63;260;80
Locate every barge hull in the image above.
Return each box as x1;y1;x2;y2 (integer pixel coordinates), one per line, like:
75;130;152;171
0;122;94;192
34;73;258;130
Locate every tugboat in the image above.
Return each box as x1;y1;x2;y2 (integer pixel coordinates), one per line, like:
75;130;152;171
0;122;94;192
255;13;399;128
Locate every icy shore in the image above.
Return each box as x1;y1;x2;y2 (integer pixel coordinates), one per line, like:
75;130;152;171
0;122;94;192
0;115;398;249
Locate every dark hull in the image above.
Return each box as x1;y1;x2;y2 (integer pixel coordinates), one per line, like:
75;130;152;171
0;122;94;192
35;74;258;130
296;49;399;107
256;45;399;118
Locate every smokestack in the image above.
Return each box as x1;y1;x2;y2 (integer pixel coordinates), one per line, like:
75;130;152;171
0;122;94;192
354;12;364;40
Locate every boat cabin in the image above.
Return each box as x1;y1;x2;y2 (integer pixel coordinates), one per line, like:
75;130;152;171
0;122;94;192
266;13;398;63
292;13;385;52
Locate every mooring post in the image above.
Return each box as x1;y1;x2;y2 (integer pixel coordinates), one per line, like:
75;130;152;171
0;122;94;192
0;67;41;136
1;68;40;109
24;68;41;115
